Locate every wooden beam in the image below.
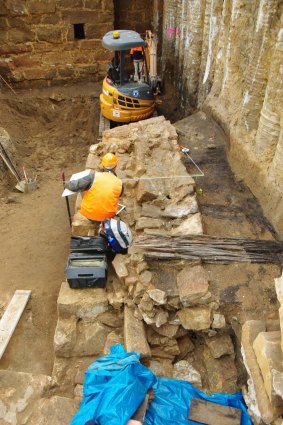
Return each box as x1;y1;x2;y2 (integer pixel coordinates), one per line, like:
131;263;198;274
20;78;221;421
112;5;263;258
0;290;31;359
188;398;242;425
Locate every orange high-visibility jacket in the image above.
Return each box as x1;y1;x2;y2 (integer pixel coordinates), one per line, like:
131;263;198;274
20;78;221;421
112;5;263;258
130;46;143;54
80;172;122;221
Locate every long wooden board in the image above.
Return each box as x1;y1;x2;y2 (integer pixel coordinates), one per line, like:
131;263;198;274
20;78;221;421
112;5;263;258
188;398;242;425
0;290;31;359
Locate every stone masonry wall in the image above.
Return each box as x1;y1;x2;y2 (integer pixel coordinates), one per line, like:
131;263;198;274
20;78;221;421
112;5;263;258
0;0;114;85
161;0;283;235
53;117;239;397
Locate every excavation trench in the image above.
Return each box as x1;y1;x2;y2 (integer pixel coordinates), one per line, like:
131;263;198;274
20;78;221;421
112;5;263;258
0;85;280;416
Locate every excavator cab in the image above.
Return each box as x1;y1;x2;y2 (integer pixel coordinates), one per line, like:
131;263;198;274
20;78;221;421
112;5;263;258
100;30;158;125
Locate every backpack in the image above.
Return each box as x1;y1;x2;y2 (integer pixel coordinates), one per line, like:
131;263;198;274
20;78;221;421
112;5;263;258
100;218;132;253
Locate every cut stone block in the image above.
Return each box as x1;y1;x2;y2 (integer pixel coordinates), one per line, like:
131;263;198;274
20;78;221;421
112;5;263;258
57;281;108;320
136;179;165;204
177;265;209;306
253;331;283;407
0;370;52;424
141;203;162;218
178;307;211;330
173;360;202;387
205;334;234;358
54;316;77;357
161;196;198;218
241;320;282;424
73;321;110;357
275;272;283;304
124;306;151;358
173;212;203;236
112;254;128;281
28;396;79;425
135;217;164;230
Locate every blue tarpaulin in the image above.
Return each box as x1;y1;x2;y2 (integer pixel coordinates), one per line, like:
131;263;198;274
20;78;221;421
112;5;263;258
71;344;253;425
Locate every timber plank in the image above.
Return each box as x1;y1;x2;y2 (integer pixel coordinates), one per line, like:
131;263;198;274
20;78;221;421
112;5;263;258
188;398;242;425
0;290;31;359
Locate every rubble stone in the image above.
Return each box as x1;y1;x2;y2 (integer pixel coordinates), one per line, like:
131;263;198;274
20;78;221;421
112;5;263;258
54;316;77;357
124;306;151;358
173;360;202;387
141;203;162;218
177;335;195;360
253;331;283;407
135;217;164;230
28;396;79;425
147;288;167;305
275;273;283;305
203;346;238;393
161;197;198;218
178;307;211;330
72;321;110;357
173;212;203;235
280;306;283;353
205;334;234;358
212;313;226;329
152;322;179;338
177;265;209;306
112;255;128;281
241;320;281;424
139;270;153;286
57;281;108;320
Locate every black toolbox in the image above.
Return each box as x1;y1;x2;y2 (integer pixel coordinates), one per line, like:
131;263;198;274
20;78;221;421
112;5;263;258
66;236;108;289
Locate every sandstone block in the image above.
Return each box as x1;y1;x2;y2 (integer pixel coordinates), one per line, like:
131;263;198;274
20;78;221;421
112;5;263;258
57;281;108;319
124;306;151;358
178;307;211;330
112;254;128;281
155;308;169;328
280;305;283;353
212;313;226;329
139;270;153;286
0;370;52;424
135;217;163;230
203;346;238;393
62;10;97;23
104;331;123;355
161;197;198;218
275;272;283;305
141;203;162;218
205;334;234;358
147;289;167;305
28;396;79;425
29;0;56;14
173;360;202;387
177;265;209;306
97;310;123;328
138;293;155;313
73;321;109;356
37;26;62;43
86;153;100;170
241;320;282;424
253;331;283;407
54;316;77;357
136;179;165;204
177;335;195;360
8;27;35;43
6;0;28;16
173;212;203;235
152;322;179;338
71;211;97;236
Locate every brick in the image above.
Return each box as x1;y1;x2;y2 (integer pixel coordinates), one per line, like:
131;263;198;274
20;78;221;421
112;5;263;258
253;331;283;408
124;306;151;358
241;320;282;423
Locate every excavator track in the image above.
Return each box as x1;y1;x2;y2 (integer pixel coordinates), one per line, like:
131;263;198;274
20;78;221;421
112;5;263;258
98;113;111;139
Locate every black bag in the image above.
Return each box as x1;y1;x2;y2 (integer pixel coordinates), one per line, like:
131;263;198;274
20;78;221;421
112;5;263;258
70;236;108;253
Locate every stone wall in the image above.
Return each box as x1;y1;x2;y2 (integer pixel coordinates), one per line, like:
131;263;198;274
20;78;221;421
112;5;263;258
0;0;114;85
160;0;283;235
113;0;154;35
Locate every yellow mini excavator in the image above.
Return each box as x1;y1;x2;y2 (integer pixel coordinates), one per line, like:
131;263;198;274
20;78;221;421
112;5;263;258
99;30;161;133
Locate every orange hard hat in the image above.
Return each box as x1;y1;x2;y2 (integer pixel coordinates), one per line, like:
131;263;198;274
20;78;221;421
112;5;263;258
101;152;118;169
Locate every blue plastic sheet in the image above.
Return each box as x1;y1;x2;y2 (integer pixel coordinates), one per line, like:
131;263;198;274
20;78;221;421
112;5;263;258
71;344;252;425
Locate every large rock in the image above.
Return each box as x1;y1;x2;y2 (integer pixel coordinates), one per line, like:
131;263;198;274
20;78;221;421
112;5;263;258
177;265;209;306
124;306;151;358
241;320;282;424
112;254;129;281
54;316;77;357
73;321;110;356
57;281;108;319
205;334;234;358
253;331;283;407
203;346;238;393
28;396;79;425
173;360;202;387
178;307;211;330
161;197;198;218
173;213;203;235
0;370;52;424
135;217;164;230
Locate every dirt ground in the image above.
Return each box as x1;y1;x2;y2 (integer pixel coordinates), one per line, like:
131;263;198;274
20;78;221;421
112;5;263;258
0;83;281;381
0;82;100;374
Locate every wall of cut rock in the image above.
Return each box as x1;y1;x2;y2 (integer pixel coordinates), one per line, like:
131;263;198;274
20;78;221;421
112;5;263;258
53;117;240;397
161;0;283;235
0;0;113;85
